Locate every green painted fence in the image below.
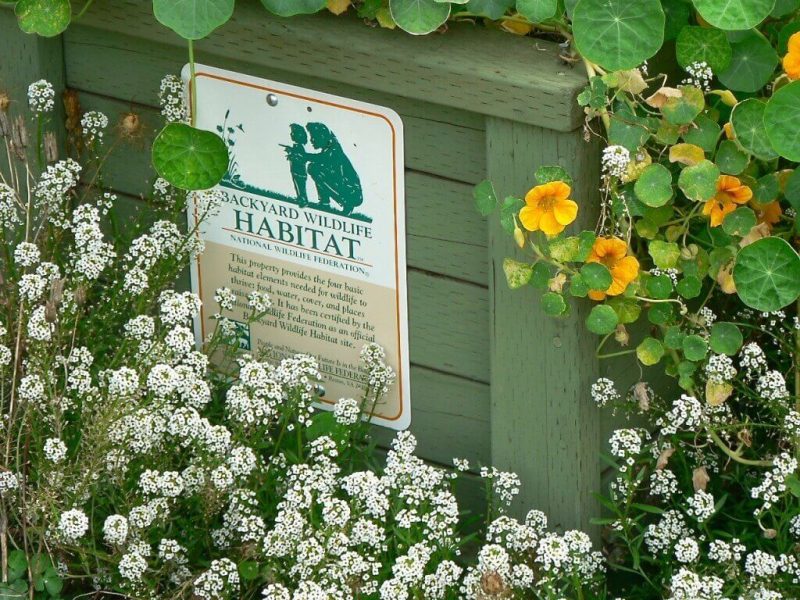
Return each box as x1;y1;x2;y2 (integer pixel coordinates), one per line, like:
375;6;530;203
1;0;606;534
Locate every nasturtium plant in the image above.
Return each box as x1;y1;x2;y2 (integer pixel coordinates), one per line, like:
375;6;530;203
764;80;800;162
260;0;328;17
733;236;800;312
389;0;451;34
691;0;775;31
15;0;71;37
152;123;229;190
153;0;235;39
730;98;778;161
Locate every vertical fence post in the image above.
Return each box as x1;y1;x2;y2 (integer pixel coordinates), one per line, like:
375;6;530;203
487;117;602;534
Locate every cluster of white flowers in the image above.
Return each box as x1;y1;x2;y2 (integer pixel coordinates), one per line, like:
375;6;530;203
602;145;631;178
71;204;116;280
35;159;82;224
248;290;271;313
80;110;109;144
591;377;620;407
122;221;194;294
214;287;236;311
739;342;767;377
750;452;798;514
668;567;725;600
28;79;55;113
0;182;21;227
705;353;736;384
43;437;68;463
682;61;714;91
756;370;790;402
159;74;188;123
650;468;679;498
360;342;396;400
333;397;360;425
657;394;705;435
57;508;90;543
480;466;521;508
645;509;690;555
685;489;715;522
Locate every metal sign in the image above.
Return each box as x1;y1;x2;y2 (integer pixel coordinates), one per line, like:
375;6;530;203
186;64;410;430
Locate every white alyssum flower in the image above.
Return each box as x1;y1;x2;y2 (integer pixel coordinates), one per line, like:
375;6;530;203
28;79;55;113
247;290;271;313
80;110;109;144
333;397;360;425
602;145;631;178
685;489;715;523
102;515;128;546
14;242;40;268
119;551;148;581
214;287;236;311
591;377;620;407
57;508;89;543
159;74;188;123
43;438;67;463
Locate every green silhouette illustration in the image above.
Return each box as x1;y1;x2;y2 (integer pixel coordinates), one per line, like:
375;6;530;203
219;111;371;223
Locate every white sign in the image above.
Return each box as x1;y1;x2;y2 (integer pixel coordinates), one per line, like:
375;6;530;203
185;64;410;430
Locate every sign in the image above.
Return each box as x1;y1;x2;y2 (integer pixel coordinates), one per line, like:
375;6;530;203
185;64;410;430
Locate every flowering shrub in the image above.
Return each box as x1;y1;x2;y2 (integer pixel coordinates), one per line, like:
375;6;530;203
474;2;800;599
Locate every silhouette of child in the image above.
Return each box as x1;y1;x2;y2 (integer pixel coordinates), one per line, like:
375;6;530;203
283;124;310;207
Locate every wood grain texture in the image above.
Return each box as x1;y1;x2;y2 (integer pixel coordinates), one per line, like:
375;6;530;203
72;0;586;131
486;118;601;535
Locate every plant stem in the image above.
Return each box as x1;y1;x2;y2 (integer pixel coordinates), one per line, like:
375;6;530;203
188;40;197;127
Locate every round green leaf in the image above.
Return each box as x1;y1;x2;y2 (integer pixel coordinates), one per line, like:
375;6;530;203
586;304;619;334
733;236;800;312
785;169;800;212
730;99;778;161
772;0;800;17
675;26;732;73
753;173;779;204
635;164;673;208
710;322;743;355
662;86;705;126
683;115;722;153
682;334;708;361
715;139;749;175
503;258;534;289
535;165;574;186
648;302;674;325
580;262;613;290
637;337;665;366
260;0;327;16
541;291;568;316
15;0;70;37
649;240;681;269
664;326;685;349
691;0;775;30
465;0;515;19
676;275;702;298
646;274;673;299
572;0;665;71
607;297;641;323
722;206;756;236
764;81;800;163
663;0;692;41
678;159;719;202
717;30;778;93
152;123;229;191
154;0;235;39
516;0;557;21
389;0;450;34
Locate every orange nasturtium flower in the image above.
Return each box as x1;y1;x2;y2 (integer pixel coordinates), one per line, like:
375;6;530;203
586;236;640;301
703;175;753;227
783;32;800;80
518;181;578;236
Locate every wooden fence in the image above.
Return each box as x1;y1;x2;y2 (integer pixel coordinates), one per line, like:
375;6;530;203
1;0;606;534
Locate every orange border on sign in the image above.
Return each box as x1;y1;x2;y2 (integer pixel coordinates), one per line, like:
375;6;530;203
190;70;406;421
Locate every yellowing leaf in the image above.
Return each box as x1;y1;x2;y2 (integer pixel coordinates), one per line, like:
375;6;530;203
723;122;735;140
645;86;682;108
717;262;737;294
621;150;652;182
709;89;738;107
614;69;648;94
326;0;350;15
375;7;396;29
693;466;710;491
706;379;733;407
739;222;771;247
669;143;705;166
501;17;533;35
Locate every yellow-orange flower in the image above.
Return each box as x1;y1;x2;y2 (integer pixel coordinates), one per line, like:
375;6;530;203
518;181;578;236
703;175;752;227
752;200;782;228
783;32;800;80
586;236;640;301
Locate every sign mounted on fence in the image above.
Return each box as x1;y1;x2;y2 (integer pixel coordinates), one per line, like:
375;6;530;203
186;64;410;430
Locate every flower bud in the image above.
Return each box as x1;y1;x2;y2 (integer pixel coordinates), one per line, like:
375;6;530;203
513;222;525;249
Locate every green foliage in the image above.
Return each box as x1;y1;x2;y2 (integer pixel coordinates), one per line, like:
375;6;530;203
152;123;230;190
153;0;235;39
389;0;451;34
635;164;673;207
15;0;70;37
691;0;775;30
473;179;498;216
260;0;328;16
730;98;778;161
717;30;779;93
709;322;743;355
764;81;800;162
587;304;618;334
675;26;732;72
678;160;719;201
516;0;557;21
734;237;800;312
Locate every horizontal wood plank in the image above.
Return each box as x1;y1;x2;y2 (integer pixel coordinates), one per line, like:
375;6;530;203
72;0;586;131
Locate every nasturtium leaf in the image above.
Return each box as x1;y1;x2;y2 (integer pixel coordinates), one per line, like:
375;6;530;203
730;99;778;161
576;230;596;261
715;140;749;175
710;322;743;355
15;0;70;37
642;204;673;227
389;0;450;34
785;169;800;211
764;81;800;163
153;0;235;39
778;21;800;54
682;334;708;361
541;292;568;316
648;302;674;325
578;76;609;110
734;236;800;311
572;0;665;71
503;258;534;289
679;159;719;202
662;86;705;126
664;325;685;349
535;165;574;186
718;30;779;93
753;173;779;204
580;262;613;290
691;0;775;30
669;142;706;166
683;115;722;154
569;273;589;297
637;337;665;366
647;274;673;299
516;0;557;21
662;0;692;41
635;218;658;240
722;206;756;236
635;164;673;208
609;114;651;152
500;196;524;234
607;296;641;323
649;240;681;269
152;123;229;191
586;304;619;334
675;26;732;72
465;0;514;18
549;236;580;262
676;275;702;298
260;0;327;16
530;262;552;289
238;561;260;581
656;121;681;145
772;0;799;16
473;180;498;216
